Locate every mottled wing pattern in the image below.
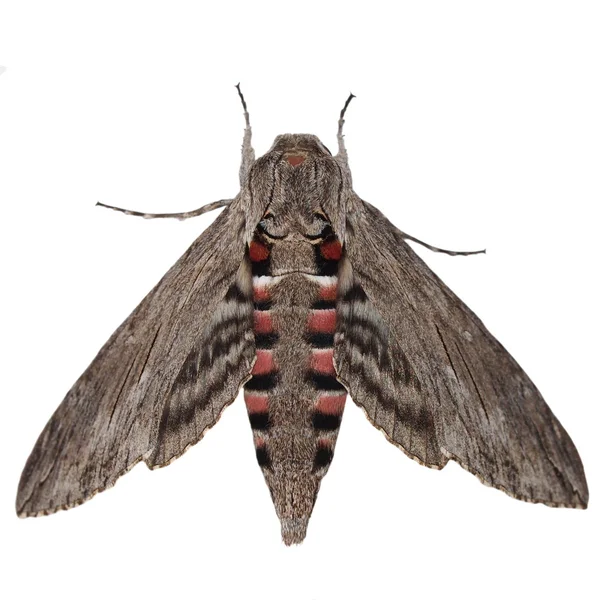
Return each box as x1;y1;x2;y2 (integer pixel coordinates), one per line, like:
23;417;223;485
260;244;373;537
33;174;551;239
17;204;255;517
335;262;442;466
336;198;588;508
149;260;254;467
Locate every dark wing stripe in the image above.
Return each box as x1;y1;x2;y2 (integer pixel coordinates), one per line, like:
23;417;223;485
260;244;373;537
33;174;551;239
336;198;588;508
17;203;259;517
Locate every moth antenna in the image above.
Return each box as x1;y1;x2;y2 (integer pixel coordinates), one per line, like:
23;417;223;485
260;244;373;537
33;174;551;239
336;92;356;161
400;230;486;256
236;83;255;185
96;199;232;220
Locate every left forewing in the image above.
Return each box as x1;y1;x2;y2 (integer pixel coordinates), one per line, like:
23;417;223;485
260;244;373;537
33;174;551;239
17;203;255;517
335;198;588;508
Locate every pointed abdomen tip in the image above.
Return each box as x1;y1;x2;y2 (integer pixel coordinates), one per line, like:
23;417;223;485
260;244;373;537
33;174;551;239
281;517;309;546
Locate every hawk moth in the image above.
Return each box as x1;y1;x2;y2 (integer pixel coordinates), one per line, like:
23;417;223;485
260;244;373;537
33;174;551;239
16;87;588;545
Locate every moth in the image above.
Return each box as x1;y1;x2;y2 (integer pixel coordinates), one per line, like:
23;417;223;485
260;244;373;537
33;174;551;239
17;86;588;545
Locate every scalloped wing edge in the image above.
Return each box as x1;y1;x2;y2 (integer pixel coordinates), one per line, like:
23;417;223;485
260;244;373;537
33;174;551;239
16;373;254;518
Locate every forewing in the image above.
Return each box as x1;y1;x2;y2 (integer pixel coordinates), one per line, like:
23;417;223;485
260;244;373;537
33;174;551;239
336;198;588;508
17;204;255;516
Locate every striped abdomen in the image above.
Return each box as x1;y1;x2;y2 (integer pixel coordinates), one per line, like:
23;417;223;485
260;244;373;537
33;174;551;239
243;228;347;543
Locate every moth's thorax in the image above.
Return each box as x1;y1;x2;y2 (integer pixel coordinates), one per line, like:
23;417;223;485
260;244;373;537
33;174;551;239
247;133;347;239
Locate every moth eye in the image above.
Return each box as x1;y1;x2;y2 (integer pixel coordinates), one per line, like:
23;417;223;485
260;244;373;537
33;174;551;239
258;212;275;230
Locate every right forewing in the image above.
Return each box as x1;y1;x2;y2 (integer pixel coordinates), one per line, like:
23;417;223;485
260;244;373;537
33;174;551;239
335;198;588;508
17;203;255;517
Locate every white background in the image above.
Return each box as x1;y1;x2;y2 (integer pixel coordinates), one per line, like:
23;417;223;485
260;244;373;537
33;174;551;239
1;2;598;599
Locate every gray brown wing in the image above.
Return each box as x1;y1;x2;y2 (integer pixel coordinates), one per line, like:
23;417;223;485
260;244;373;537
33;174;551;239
335;198;588;508
17;204;255;517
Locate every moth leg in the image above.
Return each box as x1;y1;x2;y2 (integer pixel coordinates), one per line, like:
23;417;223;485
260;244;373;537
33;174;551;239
96;198;232;220
236;83;255;185
336;92;356;161
400;230;486;256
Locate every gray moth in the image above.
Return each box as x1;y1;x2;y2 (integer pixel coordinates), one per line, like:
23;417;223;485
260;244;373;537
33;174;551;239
16;86;588;545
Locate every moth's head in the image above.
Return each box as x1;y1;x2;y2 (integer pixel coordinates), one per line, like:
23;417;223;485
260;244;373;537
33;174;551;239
268;133;333;158
245;134;350;242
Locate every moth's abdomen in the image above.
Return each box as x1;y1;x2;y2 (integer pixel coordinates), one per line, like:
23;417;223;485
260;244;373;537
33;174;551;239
243;232;347;544
305;276;347;469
